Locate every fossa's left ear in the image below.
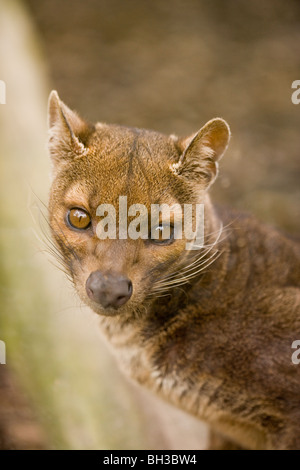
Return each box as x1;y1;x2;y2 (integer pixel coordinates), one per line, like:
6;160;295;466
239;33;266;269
172;118;231;188
48;90;94;172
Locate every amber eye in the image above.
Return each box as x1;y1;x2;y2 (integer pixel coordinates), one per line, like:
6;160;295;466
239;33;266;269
150;224;174;245
67;208;91;230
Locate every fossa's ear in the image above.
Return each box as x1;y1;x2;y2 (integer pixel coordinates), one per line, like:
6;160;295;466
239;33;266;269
48;90;94;171
172;118;230;188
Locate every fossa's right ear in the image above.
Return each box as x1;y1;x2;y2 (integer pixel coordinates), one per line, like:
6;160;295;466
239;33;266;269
47;90;94;172
172;118;231;189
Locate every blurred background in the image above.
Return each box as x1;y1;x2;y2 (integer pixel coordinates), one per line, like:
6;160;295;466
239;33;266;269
0;0;299;449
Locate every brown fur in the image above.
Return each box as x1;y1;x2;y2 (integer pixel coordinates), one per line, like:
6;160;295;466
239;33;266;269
47;90;300;450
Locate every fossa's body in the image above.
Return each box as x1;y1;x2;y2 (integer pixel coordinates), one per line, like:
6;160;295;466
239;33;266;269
48;91;300;449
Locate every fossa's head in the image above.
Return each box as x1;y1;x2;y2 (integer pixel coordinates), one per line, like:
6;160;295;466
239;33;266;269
48;91;230;317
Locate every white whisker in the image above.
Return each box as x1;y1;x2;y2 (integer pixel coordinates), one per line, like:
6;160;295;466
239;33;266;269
149;220;226;296
152;250;222;293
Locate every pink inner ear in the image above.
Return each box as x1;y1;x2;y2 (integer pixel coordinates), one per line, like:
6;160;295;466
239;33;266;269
189;119;230;163
207;127;231;160
171;119;230;188
176;119;230;166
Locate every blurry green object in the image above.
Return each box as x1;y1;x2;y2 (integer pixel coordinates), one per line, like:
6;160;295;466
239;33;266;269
0;0;146;450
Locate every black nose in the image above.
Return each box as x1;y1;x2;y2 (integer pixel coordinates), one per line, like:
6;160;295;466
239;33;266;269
86;271;133;309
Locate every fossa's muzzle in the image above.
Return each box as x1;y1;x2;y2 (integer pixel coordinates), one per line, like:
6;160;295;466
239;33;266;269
86;270;133;310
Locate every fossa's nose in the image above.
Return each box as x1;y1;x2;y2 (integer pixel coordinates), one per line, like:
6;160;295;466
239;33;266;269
86;271;133;309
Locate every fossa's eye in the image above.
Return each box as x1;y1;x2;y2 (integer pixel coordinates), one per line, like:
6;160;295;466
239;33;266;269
67;208;91;230
150;224;174;245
